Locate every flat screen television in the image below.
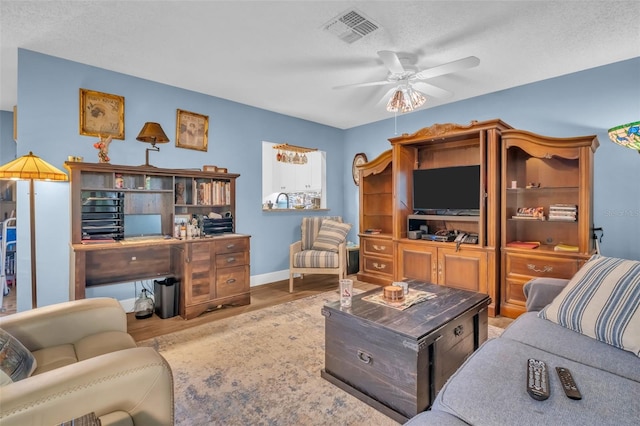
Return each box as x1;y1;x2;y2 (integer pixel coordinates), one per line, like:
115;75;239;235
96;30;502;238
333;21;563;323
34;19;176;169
412;165;481;214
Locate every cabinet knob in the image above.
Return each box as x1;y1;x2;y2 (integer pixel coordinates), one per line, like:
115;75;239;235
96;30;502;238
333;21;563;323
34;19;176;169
226;278;236;284
226;257;236;263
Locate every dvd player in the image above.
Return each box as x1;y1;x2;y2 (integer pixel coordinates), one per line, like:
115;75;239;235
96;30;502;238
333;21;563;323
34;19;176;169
422;233;456;242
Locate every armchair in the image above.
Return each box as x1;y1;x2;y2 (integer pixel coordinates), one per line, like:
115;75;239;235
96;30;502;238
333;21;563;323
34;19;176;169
289;216;351;293
0;298;174;425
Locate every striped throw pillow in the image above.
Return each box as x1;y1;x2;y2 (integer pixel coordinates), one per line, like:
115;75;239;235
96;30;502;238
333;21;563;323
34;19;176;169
0;329;37;386
539;256;640;356
311;219;351;253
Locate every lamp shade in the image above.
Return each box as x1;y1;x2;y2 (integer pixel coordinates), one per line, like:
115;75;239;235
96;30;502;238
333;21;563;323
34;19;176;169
608;121;640;153
136;122;169;144
0;151;68;181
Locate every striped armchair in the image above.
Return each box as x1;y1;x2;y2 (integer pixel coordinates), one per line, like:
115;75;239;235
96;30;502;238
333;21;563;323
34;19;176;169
289;216;351;293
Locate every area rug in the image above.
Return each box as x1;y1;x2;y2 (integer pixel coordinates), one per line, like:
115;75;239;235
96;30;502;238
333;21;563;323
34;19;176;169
139;290;503;425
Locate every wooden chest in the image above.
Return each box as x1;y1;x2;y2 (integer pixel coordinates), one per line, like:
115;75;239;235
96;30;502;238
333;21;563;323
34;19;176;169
321;281;490;423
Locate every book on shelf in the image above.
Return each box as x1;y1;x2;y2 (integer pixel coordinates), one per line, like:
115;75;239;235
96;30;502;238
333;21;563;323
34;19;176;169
364;228;382;234
512;215;545;220
506;241;541;249
554;243;579;252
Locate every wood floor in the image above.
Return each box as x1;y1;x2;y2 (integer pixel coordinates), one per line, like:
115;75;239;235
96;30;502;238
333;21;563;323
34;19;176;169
127;274;513;342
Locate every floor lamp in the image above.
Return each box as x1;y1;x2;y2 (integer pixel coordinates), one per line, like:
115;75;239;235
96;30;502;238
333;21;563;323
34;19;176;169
0;152;68;308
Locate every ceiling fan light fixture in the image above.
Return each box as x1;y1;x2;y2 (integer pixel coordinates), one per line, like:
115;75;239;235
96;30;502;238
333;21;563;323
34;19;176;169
386;86;426;113
386;89;405;112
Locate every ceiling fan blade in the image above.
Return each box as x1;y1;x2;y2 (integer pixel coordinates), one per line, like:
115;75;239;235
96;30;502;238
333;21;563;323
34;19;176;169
333;80;393;90
412;81;453;99
414;56;480;80
376;87;398;107
377;50;406;74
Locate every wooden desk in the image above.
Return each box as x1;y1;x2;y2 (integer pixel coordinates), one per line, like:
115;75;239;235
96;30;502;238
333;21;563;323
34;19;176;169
71;234;250;319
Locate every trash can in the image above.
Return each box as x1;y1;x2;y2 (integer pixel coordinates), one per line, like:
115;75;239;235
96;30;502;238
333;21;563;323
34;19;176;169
154;277;180;319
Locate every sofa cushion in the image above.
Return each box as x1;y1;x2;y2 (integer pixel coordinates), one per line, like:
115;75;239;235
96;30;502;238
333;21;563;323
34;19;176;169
75;331;136;361
539;255;640;356
32;331;136;375
293;250;339;268
311;219;351;252
501;312;640;382
432;338;640;426
0;328;37;385
32;344;77;375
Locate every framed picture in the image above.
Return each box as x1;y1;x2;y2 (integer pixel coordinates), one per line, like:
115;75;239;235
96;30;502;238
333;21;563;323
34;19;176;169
176;109;208;151
79;89;125;139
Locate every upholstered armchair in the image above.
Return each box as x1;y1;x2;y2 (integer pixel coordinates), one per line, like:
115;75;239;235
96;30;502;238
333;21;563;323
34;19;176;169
289;216;352;292
0;298;174;425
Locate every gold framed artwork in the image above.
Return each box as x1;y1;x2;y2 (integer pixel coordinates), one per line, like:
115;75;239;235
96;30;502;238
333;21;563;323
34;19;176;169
79;89;125;139
176;109;208;151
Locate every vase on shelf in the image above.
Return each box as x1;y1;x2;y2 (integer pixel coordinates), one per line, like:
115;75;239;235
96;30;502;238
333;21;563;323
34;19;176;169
93;135;112;164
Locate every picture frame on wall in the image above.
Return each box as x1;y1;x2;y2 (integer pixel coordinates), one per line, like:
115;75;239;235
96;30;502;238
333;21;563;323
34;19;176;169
79;88;125;139
176;109;208;151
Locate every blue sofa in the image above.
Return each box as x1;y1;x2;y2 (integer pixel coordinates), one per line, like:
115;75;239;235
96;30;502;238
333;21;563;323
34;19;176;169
406;256;640;425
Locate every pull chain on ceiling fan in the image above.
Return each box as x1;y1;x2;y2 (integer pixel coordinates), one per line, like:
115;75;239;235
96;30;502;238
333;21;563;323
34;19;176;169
334;51;480;113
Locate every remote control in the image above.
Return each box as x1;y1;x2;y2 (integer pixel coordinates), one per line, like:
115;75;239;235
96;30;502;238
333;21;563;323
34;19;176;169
556;367;582;400
527;358;550;400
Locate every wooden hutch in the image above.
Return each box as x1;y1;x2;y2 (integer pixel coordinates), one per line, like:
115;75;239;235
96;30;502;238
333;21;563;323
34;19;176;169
66;162;250;320
357;120;598;319
500;130;598;317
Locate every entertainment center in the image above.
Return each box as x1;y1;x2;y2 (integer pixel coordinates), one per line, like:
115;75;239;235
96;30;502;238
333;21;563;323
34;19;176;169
356;119;598;318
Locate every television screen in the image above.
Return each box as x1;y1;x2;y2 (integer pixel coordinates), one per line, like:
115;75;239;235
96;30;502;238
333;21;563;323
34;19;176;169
412;165;481;213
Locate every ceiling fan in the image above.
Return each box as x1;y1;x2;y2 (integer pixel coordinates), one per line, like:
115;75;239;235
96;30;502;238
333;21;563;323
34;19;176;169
334;51;480;112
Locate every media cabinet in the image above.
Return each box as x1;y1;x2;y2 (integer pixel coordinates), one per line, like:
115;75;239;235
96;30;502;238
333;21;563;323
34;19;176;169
356;119;598;318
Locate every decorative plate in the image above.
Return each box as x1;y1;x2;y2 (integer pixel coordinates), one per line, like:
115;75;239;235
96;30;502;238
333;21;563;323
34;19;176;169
352;153;368;186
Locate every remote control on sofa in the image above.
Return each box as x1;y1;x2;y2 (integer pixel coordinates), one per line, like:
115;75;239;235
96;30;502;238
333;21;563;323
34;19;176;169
556;367;582;400
527;358;550;400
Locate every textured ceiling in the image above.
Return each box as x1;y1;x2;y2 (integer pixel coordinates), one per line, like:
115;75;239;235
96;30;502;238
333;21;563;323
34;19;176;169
1;1;639;129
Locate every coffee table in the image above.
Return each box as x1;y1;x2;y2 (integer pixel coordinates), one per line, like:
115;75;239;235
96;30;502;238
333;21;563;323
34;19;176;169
321;280;490;423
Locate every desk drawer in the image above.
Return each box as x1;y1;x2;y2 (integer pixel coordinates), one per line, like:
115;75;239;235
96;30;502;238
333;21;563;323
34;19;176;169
215;251;248;268
215;237;249;255
216;265;249;299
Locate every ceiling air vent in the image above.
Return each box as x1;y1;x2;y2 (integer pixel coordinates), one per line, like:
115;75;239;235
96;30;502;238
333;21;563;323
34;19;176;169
323;9;380;44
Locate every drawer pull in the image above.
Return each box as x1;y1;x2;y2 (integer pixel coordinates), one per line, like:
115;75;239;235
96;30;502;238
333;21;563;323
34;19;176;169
226;278;236;284
527;263;553;273
226;244;236;249
226;257;236;263
454;325;464;336
372;244;386;251
357;350;372;364
372;262;386;270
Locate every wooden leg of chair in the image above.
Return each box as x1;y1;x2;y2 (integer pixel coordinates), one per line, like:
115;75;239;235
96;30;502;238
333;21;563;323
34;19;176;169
289;273;294;293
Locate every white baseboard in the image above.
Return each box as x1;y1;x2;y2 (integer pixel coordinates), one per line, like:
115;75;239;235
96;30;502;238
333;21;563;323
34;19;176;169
250;270;295;287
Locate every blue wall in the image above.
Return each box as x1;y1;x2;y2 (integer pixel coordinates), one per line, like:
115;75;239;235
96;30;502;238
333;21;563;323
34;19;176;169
14;49;345;311
8;49;640;311
0;111;15;164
